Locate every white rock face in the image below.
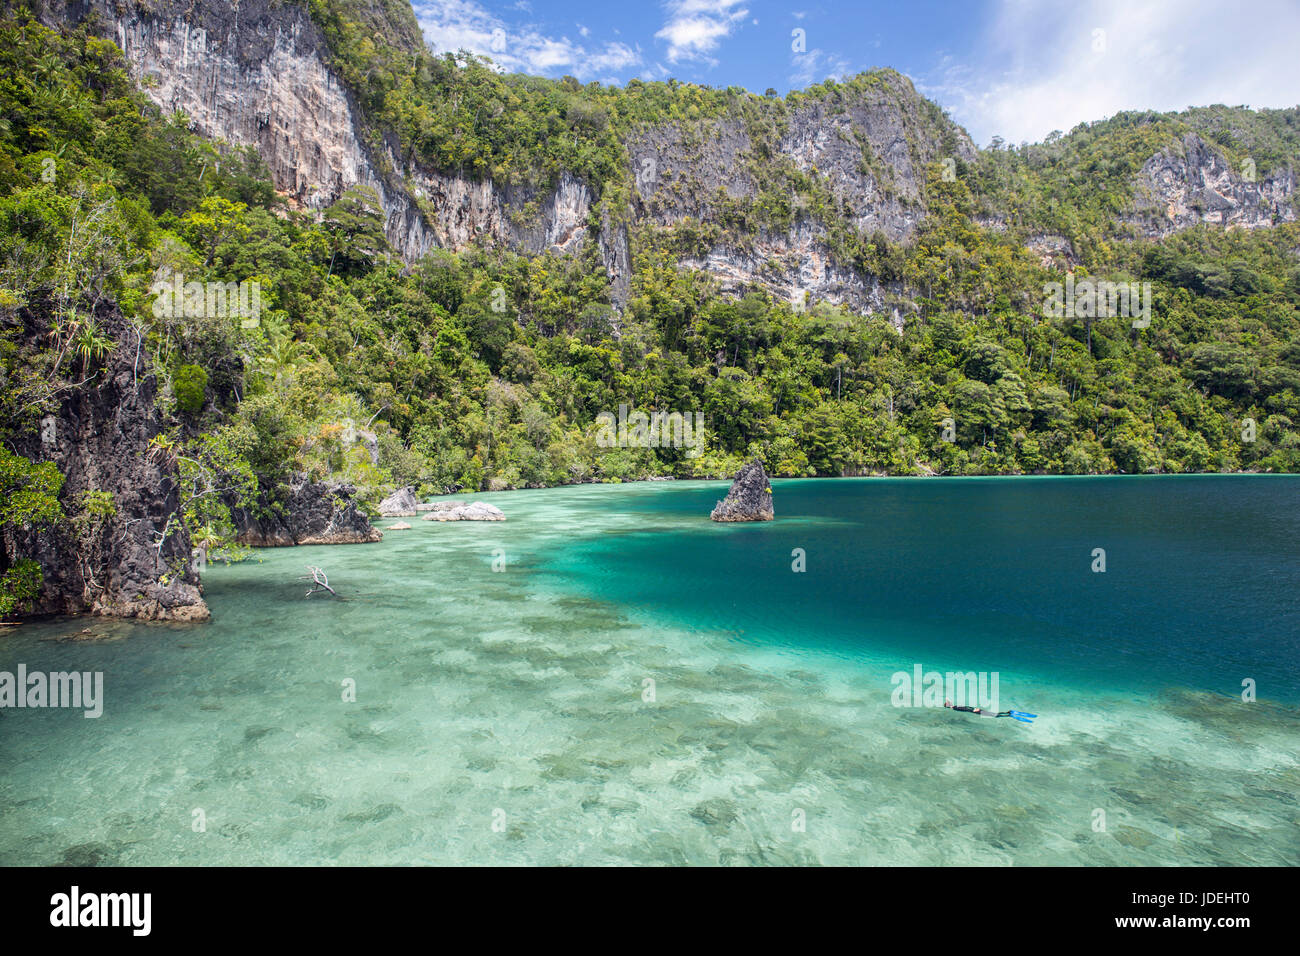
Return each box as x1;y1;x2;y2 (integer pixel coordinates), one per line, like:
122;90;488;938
624;81;966;315
1025;234;1079;269
680;220;903;323
543;172;591;252
378;486;419;517
1131;133;1295;236
89;0;588;263
114;13;361;206
51;3;1297;318
101;3;432;258
406;168;591;255
421;502;506;522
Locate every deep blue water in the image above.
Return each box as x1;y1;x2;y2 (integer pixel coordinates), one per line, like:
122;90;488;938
545;476;1300;704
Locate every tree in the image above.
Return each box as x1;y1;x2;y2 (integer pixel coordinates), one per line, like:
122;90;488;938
322;186;388;278
179;196;251;267
0;447;64;616
174;363;208;414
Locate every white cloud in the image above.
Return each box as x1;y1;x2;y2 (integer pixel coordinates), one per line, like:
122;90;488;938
790;49;852;88
922;0;1300;147
589;43;642;73
655;0;749;65
413;0;642;78
578;24;590;38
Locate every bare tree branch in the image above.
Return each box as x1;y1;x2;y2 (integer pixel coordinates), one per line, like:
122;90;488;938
299;565;338;598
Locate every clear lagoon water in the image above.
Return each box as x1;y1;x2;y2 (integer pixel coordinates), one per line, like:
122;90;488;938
1;475;1297;865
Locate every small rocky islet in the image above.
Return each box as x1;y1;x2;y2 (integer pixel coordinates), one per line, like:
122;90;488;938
710;460;776;522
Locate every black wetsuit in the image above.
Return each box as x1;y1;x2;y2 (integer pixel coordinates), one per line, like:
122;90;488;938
952;706;1013;717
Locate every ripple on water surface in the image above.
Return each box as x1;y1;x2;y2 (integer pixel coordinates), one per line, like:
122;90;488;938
0;478;1297;865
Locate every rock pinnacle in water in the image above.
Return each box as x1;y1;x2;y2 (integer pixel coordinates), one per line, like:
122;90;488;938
710;459;775;521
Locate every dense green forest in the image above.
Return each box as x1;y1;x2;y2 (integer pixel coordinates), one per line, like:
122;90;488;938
1;11;1298;612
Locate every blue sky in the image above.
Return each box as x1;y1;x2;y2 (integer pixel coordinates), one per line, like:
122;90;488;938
411;0;1300;147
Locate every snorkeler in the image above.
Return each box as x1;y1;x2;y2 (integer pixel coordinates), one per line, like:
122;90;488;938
944;699;1036;722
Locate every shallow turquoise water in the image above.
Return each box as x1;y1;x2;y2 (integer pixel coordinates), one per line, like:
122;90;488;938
1;476;1297;865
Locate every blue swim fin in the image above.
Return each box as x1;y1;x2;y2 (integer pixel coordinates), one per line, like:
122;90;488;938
1010;712;1035;722
1010;710;1037;719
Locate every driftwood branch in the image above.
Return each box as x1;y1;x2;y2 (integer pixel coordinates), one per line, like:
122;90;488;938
300;565;338;598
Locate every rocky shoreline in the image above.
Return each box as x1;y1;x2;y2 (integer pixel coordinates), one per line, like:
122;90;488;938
230;474;382;547
2;300;209;623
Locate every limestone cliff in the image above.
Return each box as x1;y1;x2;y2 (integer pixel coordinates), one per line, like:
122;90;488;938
32;0;1297;317
29;1;963;314
1130;132;1296;236
2;299;208;621
627;76;973;314
35;0;599;268
630;80;973;242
